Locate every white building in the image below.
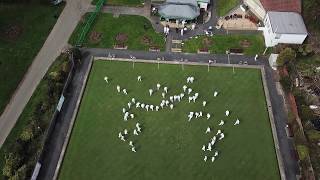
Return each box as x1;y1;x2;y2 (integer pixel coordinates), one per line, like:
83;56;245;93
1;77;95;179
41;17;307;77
243;0;266;20
262;11;308;47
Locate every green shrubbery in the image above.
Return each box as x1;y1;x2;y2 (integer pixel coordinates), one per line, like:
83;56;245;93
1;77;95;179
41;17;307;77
1;54;70;179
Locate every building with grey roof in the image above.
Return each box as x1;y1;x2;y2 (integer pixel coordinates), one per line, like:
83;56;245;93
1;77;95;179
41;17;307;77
262;11;308;47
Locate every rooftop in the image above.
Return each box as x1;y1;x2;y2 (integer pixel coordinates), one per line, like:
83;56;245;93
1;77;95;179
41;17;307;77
260;0;301;13
267;11;307;34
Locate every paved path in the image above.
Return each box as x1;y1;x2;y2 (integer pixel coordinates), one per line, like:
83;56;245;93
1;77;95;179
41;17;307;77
0;0;91;148
37;48;298;180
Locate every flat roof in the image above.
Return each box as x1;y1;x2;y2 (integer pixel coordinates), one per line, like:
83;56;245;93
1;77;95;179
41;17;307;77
267;11;307;34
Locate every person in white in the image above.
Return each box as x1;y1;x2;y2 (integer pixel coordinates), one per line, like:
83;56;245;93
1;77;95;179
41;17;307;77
214;151;218;157
254;54;258;61
136;123;140;129
165;100;169;106
137;76;142;81
192;96;197;103
170;104;174;109
121;136;126;141
160;103;164;109
202;101;206;107
123;89;128;95
225;110;230;116
164;86;168;93
122;108;126;113
202;145;206;151
218;120;224;126
146;105;149;111
210;137;216;145
204;155;207;162
207;143;212;151
216;129;221;135
104;76;108;83
131;147;136;152
133;129;139;135
131;98;136;104
117;85;121;93
219;133;225;140
130;113;134;119
183;85;187;92
199;111;203;117
180;28;184;36
118;132;123;138
211;156;215;162
190;77;194;83
149;89;153;96
137;127;141;133
156;83;161;90
150;105;154;111
162;92;166;98
127;102;131;109
123;114;128;121
186;77;190;83
188;96;192;103
234;119;240;125
194;93;199;98
129;141;134;146
141;103;145;109
205;127;211;133
213;91;218;97
124;129;128;135
195;112;199;118
207;113;211;120
177;95;181;102
169;96;174;102
191;24;195;30
188;88;192;94
180;93;184;99
155;106;159;111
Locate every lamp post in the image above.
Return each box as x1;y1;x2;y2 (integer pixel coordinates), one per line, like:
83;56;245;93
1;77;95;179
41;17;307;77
208;60;213;72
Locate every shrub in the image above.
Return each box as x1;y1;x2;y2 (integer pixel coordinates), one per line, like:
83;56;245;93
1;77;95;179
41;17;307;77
277;48;296;66
280;75;292;92
299;105;316;122
296;144;309;161
2;153;21;178
19;126;34;142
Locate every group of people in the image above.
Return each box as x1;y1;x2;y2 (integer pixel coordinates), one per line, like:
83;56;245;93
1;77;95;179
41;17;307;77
105;74;242;159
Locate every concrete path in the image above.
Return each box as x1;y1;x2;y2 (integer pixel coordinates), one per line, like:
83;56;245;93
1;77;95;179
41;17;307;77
0;0;91;148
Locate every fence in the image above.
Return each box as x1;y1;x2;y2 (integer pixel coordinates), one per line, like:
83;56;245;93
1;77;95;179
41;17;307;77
31;53;76;180
76;0;106;46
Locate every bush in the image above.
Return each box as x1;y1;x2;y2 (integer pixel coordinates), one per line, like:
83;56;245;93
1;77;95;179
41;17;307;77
19;126;34;142
2;153;21;178
280;75;292;92
296;144;309;161
277;48;296;66
299;105;316;121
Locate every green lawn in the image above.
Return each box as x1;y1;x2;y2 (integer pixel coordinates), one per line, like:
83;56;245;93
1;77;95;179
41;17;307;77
183;34;266;55
70;13;165;51
92;0;144;6
59;60;279;180
217;0;239;16
0;2;64;114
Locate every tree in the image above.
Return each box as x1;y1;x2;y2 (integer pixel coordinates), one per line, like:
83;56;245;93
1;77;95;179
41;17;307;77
280;75;292;92
8;165;27;180
20;126;34;142
277;48;296;66
2;153;21;178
